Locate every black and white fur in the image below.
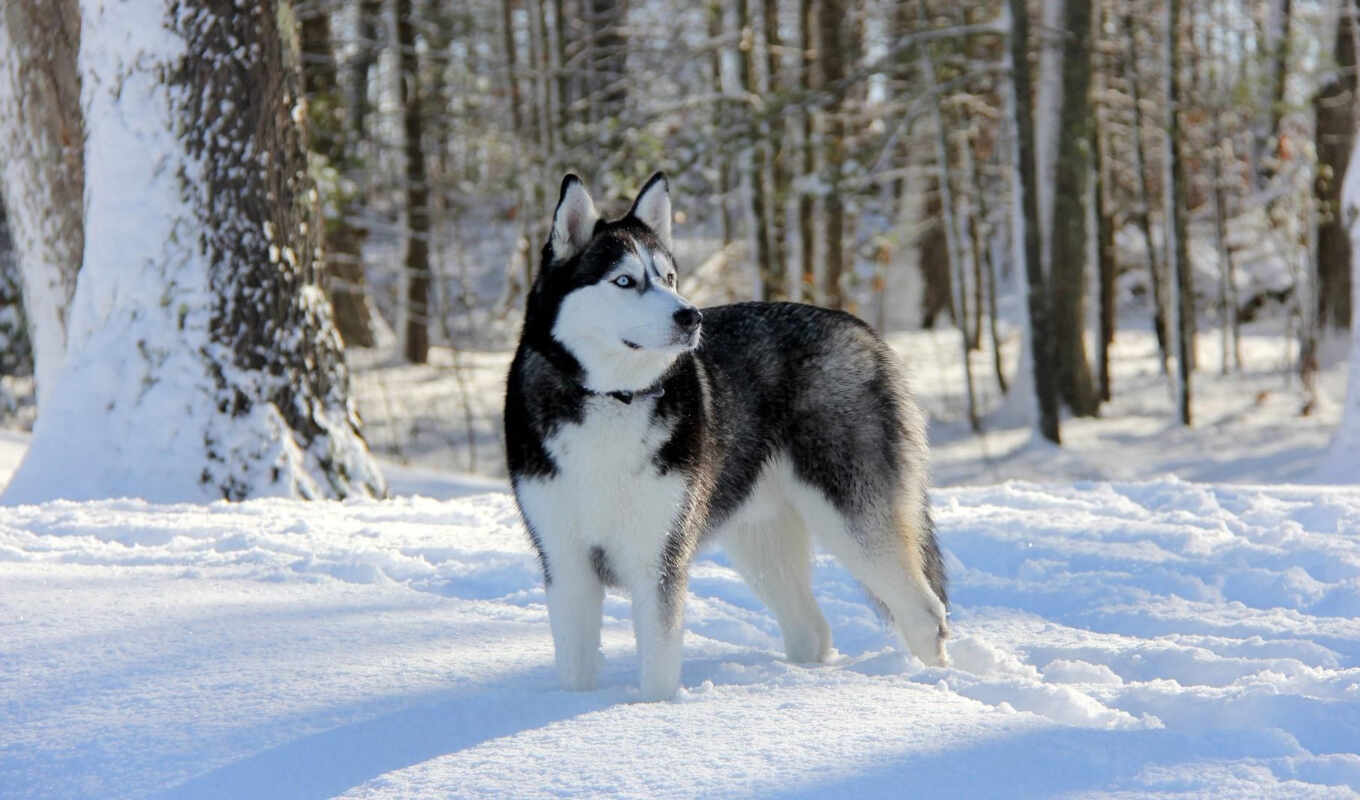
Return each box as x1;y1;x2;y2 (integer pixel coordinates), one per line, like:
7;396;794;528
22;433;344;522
505;172;948;700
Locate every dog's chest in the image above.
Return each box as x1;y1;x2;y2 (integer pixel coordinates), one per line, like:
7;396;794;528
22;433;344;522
516;398;690;570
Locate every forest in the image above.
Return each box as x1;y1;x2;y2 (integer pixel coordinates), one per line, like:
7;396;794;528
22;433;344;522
0;0;1357;495
2;0;1358;498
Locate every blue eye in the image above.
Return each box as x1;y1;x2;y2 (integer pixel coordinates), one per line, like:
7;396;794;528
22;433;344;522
613;275;636;288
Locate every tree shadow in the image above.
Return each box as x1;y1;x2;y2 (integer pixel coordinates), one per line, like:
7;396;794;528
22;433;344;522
767;726;1308;799
151;672;627;800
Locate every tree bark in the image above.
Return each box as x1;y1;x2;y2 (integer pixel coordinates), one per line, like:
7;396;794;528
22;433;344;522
1094;108;1116;402
763;0;790;291
502;0;525;134
818;0;847;309
5;0;384;503
1164;0;1194;425
1320;136;1360;478
0;0;83;413
1009;0;1061;443
737;0;775;299
351;0;383;141
1048;0;1100;416
397;0;432;364
590;0;628;126
1315;0;1357;331
708;1;734;247
0;197;32;378
798;0;818;302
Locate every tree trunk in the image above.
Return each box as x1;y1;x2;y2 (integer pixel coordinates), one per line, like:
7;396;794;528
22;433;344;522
1255;0;1292;188
818;0;847;309
0;197;32;378
502;0;525;134
554;0;572;139
1008;0;1061;443
919;183;954;328
763;0;790;290
398;0;431;364
1048;0;1100;417
5;0;385;503
0;0;83;413
1164;0;1194;425
708;1;734;247
1315;0;1357;331
1094;112;1116;402
590;0;627;126
1035;0;1064;276
1320;135;1360;479
351;0;383;141
299;5;376;348
737;0;775;299
798;0;818;302
1122;8;1170;373
919;22;978;431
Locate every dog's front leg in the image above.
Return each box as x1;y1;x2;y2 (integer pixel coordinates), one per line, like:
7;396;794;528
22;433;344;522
630;574;685;701
544;548;605;691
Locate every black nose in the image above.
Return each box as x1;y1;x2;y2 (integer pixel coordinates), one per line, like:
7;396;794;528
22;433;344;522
673;307;702;333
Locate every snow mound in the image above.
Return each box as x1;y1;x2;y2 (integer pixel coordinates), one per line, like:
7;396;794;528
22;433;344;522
3;480;1359;798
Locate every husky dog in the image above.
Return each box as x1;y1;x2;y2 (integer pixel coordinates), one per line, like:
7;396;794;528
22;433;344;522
505;172;948;700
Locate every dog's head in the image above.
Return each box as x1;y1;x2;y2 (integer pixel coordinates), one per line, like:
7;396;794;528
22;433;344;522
532;171;701;393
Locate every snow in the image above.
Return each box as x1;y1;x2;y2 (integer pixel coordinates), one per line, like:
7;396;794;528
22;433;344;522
3;475;1359;798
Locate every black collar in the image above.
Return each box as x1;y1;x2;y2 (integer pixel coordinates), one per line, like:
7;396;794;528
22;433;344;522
528;340;669;405
601;385;665;405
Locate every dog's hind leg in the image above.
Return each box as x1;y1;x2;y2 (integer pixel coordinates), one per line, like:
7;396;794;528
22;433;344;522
722;506;832;663
544;547;606;691
792;485;949;667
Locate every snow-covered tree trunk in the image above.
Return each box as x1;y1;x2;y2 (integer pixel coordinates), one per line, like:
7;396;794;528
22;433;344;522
3;0;385;503
0;0;84;413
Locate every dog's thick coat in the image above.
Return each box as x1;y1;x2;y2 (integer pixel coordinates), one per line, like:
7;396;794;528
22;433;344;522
505;173;948;699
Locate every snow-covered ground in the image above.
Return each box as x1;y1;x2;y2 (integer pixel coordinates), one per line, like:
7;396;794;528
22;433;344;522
3;479;1359;798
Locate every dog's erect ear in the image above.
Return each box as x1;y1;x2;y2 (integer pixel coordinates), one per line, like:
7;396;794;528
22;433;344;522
626;171;672;252
549;174;600;263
